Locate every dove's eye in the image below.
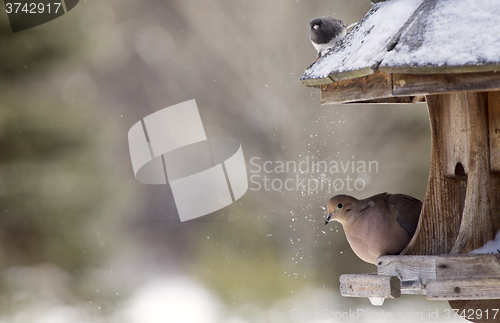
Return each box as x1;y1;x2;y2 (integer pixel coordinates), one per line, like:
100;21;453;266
337;203;343;209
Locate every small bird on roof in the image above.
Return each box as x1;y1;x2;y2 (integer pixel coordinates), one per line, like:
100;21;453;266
309;16;347;59
325;193;422;265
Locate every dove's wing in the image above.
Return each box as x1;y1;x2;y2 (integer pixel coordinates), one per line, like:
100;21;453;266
388;194;422;237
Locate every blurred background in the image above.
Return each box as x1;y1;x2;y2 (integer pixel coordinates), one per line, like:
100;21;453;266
0;0;464;322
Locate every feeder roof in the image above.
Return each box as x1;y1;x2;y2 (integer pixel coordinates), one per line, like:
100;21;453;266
300;0;500;87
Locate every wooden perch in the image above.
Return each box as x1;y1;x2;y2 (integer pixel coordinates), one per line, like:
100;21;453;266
341;255;500;303
340;274;400;299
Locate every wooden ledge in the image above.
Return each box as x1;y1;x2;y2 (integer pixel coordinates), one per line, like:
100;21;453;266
340;255;500;304
318;71;500;104
378;254;500;280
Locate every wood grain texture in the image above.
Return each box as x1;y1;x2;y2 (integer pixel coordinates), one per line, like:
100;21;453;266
451;93;498;254
378;255;436;281
485;92;500;248
299;74;333;87
317;72;500;104
320;71;392;104
488;92;500;172
345;96;425;104
379;255;500;279
339;274;400;298
401;93;499;255
437;255;500;279
402;95;463;255
427;278;500;300
440;93;471;176
393;72;500;97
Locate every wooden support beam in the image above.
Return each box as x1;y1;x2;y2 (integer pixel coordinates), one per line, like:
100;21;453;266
400;93;500;255
379;255;500;280
427;278;500;300
377;255;500;298
402;95;463;255
318;72;500;105
378;255;436;281
339;274;400;299
345;96;425;104
392;72;500;97
440;93;471;176
450;92;500;253
437;255;500;279
320;71;391;104
488;91;500;172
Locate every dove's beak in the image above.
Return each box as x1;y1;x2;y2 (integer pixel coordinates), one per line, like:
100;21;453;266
325;212;334;225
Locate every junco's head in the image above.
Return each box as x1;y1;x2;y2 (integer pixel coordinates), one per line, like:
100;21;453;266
309;16;346;58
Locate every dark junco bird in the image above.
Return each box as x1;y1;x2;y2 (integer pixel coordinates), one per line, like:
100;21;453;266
309;16;346;59
325;193;422;265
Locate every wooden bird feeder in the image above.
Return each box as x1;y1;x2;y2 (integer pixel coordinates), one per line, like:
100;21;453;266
300;0;500;320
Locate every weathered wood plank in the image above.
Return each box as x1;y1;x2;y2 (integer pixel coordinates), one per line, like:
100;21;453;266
440;93;471;176
320;71;392;104
378;255;437;281
345;256;500;302
299;74;333;87
484;92;500;242
427;278;500;300
379;255;500;279
393;72;500;97
318;72;500;104
488;91;500;172
451;93;498;253
339;274;400;299
345;96;425;104
437;255;500;279
402;95;463;256
329;67;376;82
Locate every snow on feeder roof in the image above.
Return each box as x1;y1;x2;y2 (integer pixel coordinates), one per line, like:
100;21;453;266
300;0;500;104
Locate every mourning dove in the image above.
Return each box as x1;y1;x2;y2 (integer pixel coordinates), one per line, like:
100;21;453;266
325;193;422;265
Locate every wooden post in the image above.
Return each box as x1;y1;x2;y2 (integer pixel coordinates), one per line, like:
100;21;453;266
489;92;500;171
403;92;500;256
339;274;401;299
401;94;463;255
451;93;500;253
396;92;500;322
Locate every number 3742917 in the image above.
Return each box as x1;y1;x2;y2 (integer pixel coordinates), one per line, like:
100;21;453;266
5;3;62;14
444;308;499;320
